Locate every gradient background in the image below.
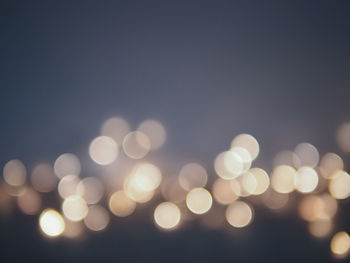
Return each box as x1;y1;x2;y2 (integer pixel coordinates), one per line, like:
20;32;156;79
1;1;350;262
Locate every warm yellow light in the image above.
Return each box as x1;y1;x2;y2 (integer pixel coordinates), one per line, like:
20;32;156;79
54;153;81;178
58;174;80;199
122;131;151;159
132;163;162;191
308;219;332;238
89;136;118;165
329;170;350;200
225;201;253;228
186;188;212;215
31;163;57;193
241;172;257;195
271;165;296;194
17;187;42;215
3;159;26;187
212;178;238;205
214;151;243;179
77;177;104;205
231;133;259;160
319;152;344;179
62;195;88;222
39;209;65;237
109;190;136;217
101;117;130;144
154;202;181;230
294;143;319;168
229;147;252;172
331;231;350;258
249;168;270;195
138;119;166;150
84;205;110;232
294;167;319;193
179;163;208;191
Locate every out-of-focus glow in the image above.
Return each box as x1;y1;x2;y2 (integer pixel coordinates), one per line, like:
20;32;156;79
273;150;300;168
319;153;344;179
186;188;212;215
331;231;350;258
89;136;118;165
294;143;319;168
249;168;270;195
101;117;130;144
3;159;26;187
231;133;259;160
63;220;84;239
109;190;136;217
84;205;110;232
122;131;151;159
62;195;88;222
212;178;238;205
271;165;296;194
241;172;258;195
131;163;162;191
308;219;333;238
329;170;350;200
225;201;253;228
77;177;104;205
337;122;350;152
154;202;181;230
294;167;319;193
138;119;166;150
58;175;80;199
54;153;81;179
214;151;244;179
39;209;65;237
31;163;57;193
229;147;252;172
262;189;289;210
17;187;42;215
299;194;338;222
0;184;13;214
178;163;208;191
161;178;187;203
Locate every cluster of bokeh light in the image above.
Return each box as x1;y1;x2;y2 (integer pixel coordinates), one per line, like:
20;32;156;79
1;117;350;260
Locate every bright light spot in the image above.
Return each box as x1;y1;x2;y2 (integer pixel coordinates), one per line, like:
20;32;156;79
294;143;319;168
89;136;118;165
3;159;26;187
331;231;350;258
186;187;212;215
178;163;208;191
294;167;319;193
62;195;88;222
329;170;350;200
84;205;110;232
241;172;258;195
320;152;344;179
132;163;162;191
154;202;181;230
249;168;270;195
336;122;350;152
31;163;57;193
122;131;151;159
308;219;333;238
229;147;252;172
77;177;104;204
231;133;259;160
214;151;243;179
39;209;65;237
138;119;166;150
225;201;253;228
101;117;130;144
54;153;81;179
109;190;136;217
271;165;296;194
17;187;42;215
58;174;80;199
212;178;238;205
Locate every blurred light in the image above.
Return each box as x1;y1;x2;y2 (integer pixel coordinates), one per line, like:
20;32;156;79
39;209;65;237
62;195;88;222
54;153;81;179
58;174;80;199
84;205;110;232
186;187;212;215
31;163;57;193
132;163;162;191
77;177;104;204
3;159;26;187
271;165;296;194
273;150;300;168
212;178;238;205
319;153;344;179
225;201;253;228
249;168;270;195
262;189;289;210
89;136;118;165
138;119;166;150
294;143;319;168
154;202;181;230
231;133;259;160
101;117;130;144
122;131;151;159
161;177;187;203
308;219;333;238
178;162;208;191
294;167;319;193
229;147;252;172
63;220;84;239
17;187;42;215
336;122;350;152
109;190;136;217
329;170;350;200
331;231;350;258
214;151;243;180
0;184;13;214
241;172;257;195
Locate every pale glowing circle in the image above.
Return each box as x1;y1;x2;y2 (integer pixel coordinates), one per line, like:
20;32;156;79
241;172;258;195
161;178;187;204
231;133;259;160
331;231;350;258
109;190;136;217
294;167;319;193
132;163;162;191
84;205;110;232
329;170;350;199
122;131;151;159
17;187;42;215
319;152;344;179
58;174;80;199
298;195;338;222
225;201;253;228
77;177;104;204
262;189;289;210
294;143;319;168
271;165;296;194
154;202;181;230
212;178;238;205
249;168;270;195
308;219;333;238
186;187;212;215
54;153;81;179
89;136;118;165
138;119;166;150
3;159;26;187
179;163;208;191
229;147;252;172
214;151;244;180
39;209;65;237
273;150;300;168
101;117;130;144
31;163;57;193
337;122;350;152
62;195;88;222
